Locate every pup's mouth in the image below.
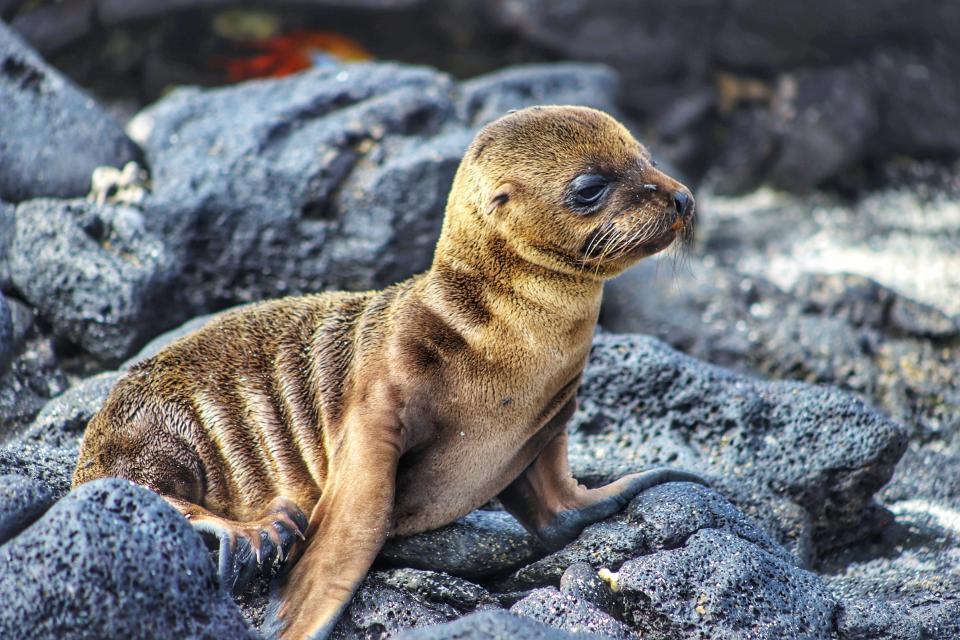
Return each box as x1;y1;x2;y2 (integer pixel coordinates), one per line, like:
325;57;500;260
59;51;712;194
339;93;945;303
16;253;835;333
579;210;693;267
625;215;689;257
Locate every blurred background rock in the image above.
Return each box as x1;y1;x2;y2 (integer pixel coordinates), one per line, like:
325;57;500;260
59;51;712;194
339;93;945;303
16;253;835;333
5;0;960;193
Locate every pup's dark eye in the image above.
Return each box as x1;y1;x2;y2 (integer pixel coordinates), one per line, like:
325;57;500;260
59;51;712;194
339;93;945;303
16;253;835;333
568;174;610;211
577;184;605;202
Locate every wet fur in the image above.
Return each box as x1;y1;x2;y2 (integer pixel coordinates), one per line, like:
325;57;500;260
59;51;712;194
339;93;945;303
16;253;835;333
73;106;695;639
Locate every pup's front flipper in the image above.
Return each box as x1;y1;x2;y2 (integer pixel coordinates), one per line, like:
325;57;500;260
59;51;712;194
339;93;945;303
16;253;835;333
165;496;308;594
263;423;401;640
498;415;708;550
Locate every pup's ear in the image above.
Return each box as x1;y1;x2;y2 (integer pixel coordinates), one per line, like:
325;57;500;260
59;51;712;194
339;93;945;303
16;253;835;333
485;183;514;215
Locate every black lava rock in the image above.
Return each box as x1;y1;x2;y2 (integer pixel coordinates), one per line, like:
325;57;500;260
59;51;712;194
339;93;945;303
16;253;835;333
373;568;501;614
569;333;908;551
500;482;789;591
457;63;619;126
510;588;633;639
395;609;602;640
0;298;69;438
0;200;13;288
791;273;958;340
0;21;140;202
0;292;12;372
493;1;960;191
0;473;53;545
617;528;838;639
835;599;923;640
382;509;546;579
9;199;177;363
0;442;74;497
332;569;501;639
559;562;616;613
819;493;960;640
0;478;253;639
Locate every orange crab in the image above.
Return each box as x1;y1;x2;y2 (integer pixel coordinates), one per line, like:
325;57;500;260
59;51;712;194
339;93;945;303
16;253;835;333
222;30;372;82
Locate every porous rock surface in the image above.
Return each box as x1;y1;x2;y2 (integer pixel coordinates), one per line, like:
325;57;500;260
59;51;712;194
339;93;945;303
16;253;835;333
0;473;53;545
0;297;69;439
0;292;13;371
617;528;836;639
395;610;598;640
0;478;254;639
509;588;633;639
569;333;906;552
10;199;176;363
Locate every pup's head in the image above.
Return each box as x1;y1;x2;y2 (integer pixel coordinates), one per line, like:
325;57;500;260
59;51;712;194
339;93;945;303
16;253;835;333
449;105;694;280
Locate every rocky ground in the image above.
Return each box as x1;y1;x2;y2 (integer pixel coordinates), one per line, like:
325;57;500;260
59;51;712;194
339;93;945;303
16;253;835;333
1;14;959;640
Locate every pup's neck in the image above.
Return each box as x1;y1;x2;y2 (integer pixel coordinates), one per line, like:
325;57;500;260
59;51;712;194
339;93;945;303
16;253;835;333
426;205;603;346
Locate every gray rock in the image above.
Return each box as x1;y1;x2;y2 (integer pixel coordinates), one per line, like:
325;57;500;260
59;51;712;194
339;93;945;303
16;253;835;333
382;509;546;579
707;477;816;567
559;562;616;613
25;371;121;449
791;273;959;340
9;199;177;363
601;186;960;635
835;599;923;640
374;569;501;614
11;0;427;53
331;569;496;639
713;49;960;192
395;609;600;640
0;200;12;288
325;130;471;291
457;63;619;127
135;63;455;310
618;528;837;639
819;495;960;640
881;448;960;507
0;302;68;440
876;47;960;159
568;333;907;552
602;190;960;446
243;567;501;636
710;1;960;71
0;21;140;202
500;483;789;591
767;65;879;192
510;588;632;639
0;442;75;497
490;0;724;117
0;473;53;545
0;478;253;639
0;292;12;372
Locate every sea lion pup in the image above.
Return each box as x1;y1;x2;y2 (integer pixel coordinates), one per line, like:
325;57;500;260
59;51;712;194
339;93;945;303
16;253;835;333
73;105;703;639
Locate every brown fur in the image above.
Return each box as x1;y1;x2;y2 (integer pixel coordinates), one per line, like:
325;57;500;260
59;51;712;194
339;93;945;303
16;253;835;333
73;106;695;639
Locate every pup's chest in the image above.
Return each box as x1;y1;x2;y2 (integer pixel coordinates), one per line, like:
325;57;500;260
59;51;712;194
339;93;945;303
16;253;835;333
390;358;582;535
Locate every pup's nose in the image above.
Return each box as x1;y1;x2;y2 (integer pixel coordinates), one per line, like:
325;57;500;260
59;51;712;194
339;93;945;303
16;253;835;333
672;190;693;218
